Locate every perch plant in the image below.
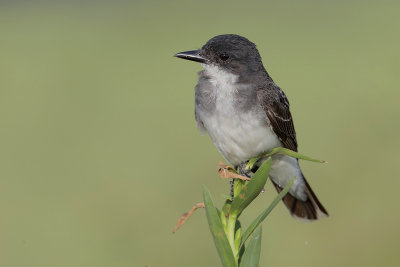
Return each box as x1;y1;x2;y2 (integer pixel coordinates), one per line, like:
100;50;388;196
174;147;325;267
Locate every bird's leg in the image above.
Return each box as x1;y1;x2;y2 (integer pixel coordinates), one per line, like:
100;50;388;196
230;179;235;200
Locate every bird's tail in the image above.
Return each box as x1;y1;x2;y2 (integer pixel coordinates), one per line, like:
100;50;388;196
272;176;328;221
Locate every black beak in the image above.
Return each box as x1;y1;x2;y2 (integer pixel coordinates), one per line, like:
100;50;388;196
174;50;207;63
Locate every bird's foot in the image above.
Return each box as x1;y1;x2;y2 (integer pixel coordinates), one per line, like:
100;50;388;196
237;161;254;178
237;160;266;194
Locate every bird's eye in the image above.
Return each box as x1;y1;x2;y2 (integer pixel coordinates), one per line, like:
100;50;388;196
219;53;229;61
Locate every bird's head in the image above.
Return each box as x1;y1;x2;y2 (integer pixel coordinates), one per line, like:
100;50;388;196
175;34;265;76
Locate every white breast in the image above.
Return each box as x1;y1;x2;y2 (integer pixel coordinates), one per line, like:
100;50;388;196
199;65;281;165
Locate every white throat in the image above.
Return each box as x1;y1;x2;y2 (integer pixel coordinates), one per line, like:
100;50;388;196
202;64;238;95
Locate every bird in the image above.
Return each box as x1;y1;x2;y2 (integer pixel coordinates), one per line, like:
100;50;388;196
174;34;328;221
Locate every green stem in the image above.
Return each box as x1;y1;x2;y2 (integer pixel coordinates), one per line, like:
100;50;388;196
226;178;245;263
226;213;238;261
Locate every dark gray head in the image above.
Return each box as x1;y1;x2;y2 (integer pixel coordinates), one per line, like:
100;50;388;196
175;34;267;77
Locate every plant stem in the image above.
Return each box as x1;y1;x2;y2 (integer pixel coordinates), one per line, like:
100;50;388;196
226;178;244;262
226;212;238;261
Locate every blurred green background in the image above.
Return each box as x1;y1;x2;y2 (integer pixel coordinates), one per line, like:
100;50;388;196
0;0;399;266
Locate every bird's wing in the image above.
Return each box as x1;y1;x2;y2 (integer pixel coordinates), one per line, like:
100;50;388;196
195;108;206;133
194;79;208;134
257;83;298;152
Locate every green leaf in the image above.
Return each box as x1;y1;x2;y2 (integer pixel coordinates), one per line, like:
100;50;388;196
241;178;294;246
239;226;262;267
262;147;326;163
203;186;237;267
230;158;272;217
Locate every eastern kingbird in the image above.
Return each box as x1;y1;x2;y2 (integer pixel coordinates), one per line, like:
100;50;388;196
175;34;328;221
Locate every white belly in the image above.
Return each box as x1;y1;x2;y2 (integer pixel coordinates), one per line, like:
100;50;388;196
202;111;281;165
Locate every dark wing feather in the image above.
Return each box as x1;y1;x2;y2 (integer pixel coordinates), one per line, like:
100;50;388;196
257;82;298;152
